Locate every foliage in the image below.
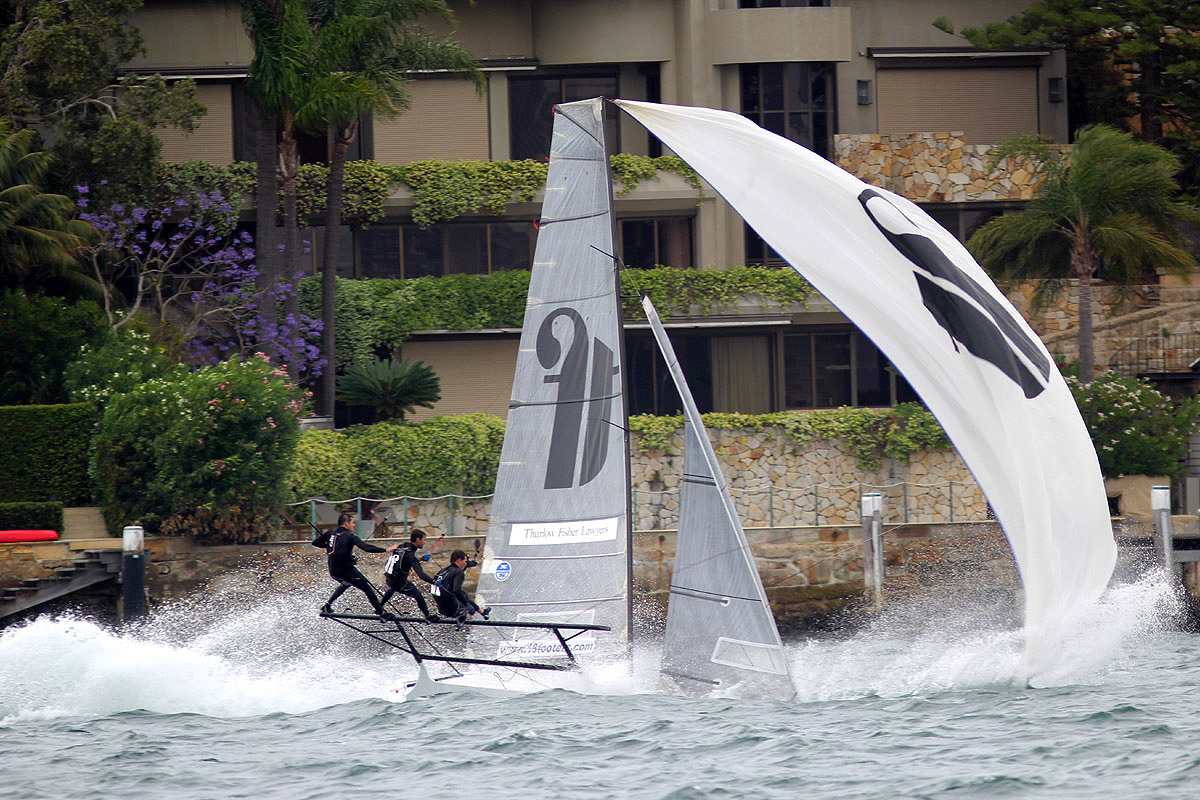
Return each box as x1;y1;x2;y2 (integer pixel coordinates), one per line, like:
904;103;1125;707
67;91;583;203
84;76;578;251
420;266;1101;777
92;354;304;542
609;154;703;197
0;125;96;297
336;357;441;420
630;404;952;470
968;125;1200;381
298;266;811;370
0;403;98;505
0;501;62;531
388;159;549;228
933;1;1200;191
76;187;325;381
287;413;506;499
62;326;184;406
1067;373;1200;480
621;266;811;318
0;0;206;205
295;160;396;222
0;290;110;404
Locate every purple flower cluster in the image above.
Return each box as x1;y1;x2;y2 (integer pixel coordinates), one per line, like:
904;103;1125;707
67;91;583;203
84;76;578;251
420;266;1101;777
76;186;325;380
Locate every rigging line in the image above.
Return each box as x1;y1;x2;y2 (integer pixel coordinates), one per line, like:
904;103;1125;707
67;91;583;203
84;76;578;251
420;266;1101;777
538;208;610;226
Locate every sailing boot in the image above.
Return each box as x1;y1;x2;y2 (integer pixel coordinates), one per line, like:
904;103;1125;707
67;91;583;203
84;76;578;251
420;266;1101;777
478;607;491;620
320;603;333;615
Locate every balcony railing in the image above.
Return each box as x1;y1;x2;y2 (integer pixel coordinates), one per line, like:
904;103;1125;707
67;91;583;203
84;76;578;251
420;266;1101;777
1107;332;1200;376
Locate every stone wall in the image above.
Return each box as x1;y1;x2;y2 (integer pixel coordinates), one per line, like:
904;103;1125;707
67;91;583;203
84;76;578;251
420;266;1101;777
833;131;1051;203
290;430;991;541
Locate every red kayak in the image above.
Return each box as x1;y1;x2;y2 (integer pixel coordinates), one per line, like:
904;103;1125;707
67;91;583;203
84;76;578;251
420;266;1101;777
0;530;59;543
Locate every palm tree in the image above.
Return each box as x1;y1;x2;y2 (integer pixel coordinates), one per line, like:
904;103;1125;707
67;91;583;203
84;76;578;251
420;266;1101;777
336;357;441;421
297;0;481;416
0;125;96;298
968;124;1200;382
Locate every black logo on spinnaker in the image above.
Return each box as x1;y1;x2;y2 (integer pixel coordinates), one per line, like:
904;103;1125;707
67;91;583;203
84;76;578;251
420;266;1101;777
858;189;1051;399
536;308;620;489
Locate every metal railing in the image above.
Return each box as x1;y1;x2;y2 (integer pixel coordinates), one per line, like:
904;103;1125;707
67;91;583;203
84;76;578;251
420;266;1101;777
1108;332;1200;376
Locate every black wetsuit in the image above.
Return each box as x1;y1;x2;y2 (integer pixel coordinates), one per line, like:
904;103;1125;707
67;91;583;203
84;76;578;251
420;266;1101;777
379;542;435;618
312;525;386;614
433;559;481;621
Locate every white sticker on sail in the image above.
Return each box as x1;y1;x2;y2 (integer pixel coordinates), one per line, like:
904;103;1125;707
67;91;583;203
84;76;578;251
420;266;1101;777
710;637;790;675
509;517;619;546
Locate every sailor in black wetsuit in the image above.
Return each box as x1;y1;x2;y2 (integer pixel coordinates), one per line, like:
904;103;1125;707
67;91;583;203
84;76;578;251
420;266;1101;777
312;512;390;617
433;549;491;628
379;529;440;621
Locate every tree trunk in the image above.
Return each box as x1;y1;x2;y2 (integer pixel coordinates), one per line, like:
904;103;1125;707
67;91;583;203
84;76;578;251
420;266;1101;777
254;111;279;327
278;112;302;381
319;121;357;417
1072;236;1099;383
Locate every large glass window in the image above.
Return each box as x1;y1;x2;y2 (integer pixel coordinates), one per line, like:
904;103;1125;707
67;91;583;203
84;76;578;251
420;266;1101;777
627;333;713;416
619;217;694;268
354;222;535;279
509;73;620;160
784;328;917;408
739;1;829;7
742;61;834;264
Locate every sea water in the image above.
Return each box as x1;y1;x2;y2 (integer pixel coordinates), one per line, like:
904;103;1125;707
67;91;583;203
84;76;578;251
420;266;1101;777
1;573;1195;800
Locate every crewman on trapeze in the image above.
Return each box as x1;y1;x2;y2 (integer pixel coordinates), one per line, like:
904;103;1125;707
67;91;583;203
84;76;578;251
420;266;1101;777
312;512;392;618
380;528;441;622
432;549;491;629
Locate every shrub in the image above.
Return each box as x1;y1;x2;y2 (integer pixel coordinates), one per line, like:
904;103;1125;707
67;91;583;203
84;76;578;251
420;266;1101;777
287;413;506;500
0;502;63;531
0;403;99;505
63;326;184;405
1067;373;1200;479
92;354;303;542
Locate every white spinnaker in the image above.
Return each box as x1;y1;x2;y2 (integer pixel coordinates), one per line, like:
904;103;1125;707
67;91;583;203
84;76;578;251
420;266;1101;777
615;100;1116;667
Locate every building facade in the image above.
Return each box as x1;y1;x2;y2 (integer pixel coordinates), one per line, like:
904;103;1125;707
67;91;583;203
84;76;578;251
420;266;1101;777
132;0;1064;420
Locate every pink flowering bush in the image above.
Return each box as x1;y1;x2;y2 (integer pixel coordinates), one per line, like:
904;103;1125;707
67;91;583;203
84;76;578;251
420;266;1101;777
92;354;303;542
1067;373;1200;479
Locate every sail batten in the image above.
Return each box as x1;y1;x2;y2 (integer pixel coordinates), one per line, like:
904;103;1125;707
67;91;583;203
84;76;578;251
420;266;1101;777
616;99;1117;671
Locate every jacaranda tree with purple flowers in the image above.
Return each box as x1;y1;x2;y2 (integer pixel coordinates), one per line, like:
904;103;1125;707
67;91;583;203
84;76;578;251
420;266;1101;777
76;185;325;382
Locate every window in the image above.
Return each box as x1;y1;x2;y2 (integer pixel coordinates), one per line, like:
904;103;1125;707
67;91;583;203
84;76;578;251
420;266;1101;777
739;0;829;7
784;328;917;408
509;73;620;160
920;202;1021;243
741;61;835;264
627;333;713;416
619;217;694;268
357;222;536;279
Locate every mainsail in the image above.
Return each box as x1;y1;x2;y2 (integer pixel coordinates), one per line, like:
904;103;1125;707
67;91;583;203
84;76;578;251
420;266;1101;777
643;297;795;699
615;100;1116;668
474;98;631;657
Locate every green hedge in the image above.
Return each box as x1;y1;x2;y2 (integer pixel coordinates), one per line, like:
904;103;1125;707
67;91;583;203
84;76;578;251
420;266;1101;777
0;404;98;505
287;407;950;500
299;266;813;372
0;501;63;531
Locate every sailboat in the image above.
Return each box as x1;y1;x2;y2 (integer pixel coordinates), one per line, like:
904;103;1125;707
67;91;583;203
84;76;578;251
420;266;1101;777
642;297;796;699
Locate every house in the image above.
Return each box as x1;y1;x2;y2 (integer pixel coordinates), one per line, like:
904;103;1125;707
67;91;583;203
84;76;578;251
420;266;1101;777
130;0;1068;420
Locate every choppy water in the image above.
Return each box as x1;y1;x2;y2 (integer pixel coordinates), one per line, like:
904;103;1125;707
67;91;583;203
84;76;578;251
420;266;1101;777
2;573;1196;800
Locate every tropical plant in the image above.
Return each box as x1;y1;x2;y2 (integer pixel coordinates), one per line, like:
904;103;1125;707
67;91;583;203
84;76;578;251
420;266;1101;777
336;357;441;421
297;0;481;416
0;125;96;297
968;125;1200;382
1066;373;1200;480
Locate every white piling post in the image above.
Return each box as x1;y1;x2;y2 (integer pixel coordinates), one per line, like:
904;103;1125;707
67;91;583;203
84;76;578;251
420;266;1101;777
861;493;884;608
121;524;147;621
1152;485;1174;576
